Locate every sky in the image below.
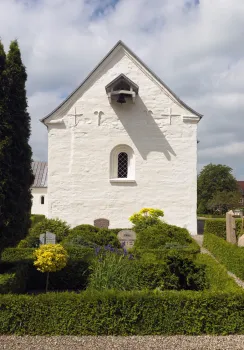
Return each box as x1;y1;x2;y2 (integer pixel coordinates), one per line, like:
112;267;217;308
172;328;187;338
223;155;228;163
0;0;244;179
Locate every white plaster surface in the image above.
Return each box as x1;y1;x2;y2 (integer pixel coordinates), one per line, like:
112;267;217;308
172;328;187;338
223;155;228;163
45;45;200;234
31;188;48;216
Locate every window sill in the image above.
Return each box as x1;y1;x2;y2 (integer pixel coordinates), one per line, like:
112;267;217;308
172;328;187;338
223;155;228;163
110;178;136;183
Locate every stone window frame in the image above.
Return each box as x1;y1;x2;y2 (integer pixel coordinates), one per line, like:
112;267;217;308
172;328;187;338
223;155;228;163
110;145;135;183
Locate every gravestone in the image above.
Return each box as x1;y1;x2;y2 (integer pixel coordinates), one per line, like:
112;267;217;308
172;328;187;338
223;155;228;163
117;229;136;248
40;231;56;245
226;210;237;244
94;218;109;229
238;234;244;247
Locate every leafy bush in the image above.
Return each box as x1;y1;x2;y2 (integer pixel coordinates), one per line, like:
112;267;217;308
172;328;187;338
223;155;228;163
195;254;241;292
64;227;120;248
204;218;242;239
130;208;164;231
30;214;45;228
0;273;16;293
0;290;244;335
88;247;206;292
134;222;193;249
0;264;28;294
18;218;71;247
203;232;244;280
1;247;94;292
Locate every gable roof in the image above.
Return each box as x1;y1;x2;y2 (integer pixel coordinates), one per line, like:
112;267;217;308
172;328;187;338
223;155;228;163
32;161;48;188
41;40;202;123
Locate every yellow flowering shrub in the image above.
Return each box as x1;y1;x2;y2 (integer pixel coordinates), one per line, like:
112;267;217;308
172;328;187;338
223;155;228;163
129;208;164;226
34;244;68;273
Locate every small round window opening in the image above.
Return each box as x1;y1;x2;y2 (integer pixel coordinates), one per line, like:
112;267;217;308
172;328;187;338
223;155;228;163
118;152;128;178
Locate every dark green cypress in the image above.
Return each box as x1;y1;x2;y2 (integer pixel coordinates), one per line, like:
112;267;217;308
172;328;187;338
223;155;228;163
0;40;34;249
0;40;13;251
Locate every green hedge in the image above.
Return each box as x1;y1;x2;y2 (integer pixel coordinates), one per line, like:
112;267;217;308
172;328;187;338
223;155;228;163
1;247;95;292
195;254;241;292
204;219;242;239
0;265;28;294
203;233;244;280
0;290;244;335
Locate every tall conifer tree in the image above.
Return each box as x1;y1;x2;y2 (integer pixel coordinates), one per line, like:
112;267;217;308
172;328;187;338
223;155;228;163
2;40;34;248
0;40;13;250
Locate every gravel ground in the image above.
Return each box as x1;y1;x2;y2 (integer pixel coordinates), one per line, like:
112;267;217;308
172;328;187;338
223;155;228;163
1;335;244;350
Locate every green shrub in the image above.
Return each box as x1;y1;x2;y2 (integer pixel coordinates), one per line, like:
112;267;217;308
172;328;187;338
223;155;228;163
203;232;244;280
19;218;71;247
204;218;242;239
71;224;100;233
64;227;120;248
195;254;241;292
0;264;28;294
30;214;45;228
0;290;244;335
88;248;206;292
134;222;193;249
1;247;94;292
0;273;16;293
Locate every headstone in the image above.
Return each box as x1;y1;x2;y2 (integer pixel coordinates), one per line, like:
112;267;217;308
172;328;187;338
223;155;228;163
238;234;244;247
117;229;136;248
94;218;110;229
226;210;237;244
40;231;56;245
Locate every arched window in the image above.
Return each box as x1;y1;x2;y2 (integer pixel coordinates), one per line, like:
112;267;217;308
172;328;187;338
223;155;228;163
118;152;128;178
41;196;45;205
110;145;135;182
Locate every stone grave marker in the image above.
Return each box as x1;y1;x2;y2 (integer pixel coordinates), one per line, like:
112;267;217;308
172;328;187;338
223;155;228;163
117;229;136;248
238;234;244;247
94;218;110;229
40;231;56;245
226;210;237;244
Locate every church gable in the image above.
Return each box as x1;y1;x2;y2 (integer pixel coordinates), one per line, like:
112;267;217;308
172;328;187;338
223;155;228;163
41;41;202;126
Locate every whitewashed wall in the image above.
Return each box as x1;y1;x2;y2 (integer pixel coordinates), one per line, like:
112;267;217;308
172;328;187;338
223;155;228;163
31;188;48;216
45;47;199;234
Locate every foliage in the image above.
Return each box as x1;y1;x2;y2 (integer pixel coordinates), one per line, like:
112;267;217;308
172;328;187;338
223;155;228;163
204;218;243;239
0;264;28;294
30;214;45;228
64;226;120;248
197;164;238;213
207;191;240;214
21;218;71;247
129;208;164;229
195;254;241;292
34;244;68;273
0;290;244;335
88;245;206;291
203;232;244;280
88;246;139;291
0;40;33;252
1;246;94;292
134;221;193;249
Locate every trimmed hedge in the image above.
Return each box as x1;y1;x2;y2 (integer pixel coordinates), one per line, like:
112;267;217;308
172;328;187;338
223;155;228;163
1;247;95;292
204;218;242;239
195;254;241;292
0;290;244;335
203;233;244;280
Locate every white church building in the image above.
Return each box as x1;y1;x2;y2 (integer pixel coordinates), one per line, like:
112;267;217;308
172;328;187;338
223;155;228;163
40;41;202;234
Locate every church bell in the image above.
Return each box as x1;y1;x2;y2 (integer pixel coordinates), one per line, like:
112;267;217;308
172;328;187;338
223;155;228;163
117;93;126;104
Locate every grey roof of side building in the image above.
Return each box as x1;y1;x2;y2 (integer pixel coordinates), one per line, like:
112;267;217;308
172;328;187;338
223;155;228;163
32;161;48;188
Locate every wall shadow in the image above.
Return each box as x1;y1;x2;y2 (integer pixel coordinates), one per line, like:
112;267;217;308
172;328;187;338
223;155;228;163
111;96;176;160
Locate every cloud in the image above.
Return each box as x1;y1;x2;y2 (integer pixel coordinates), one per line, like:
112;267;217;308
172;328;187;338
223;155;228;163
0;0;243;178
